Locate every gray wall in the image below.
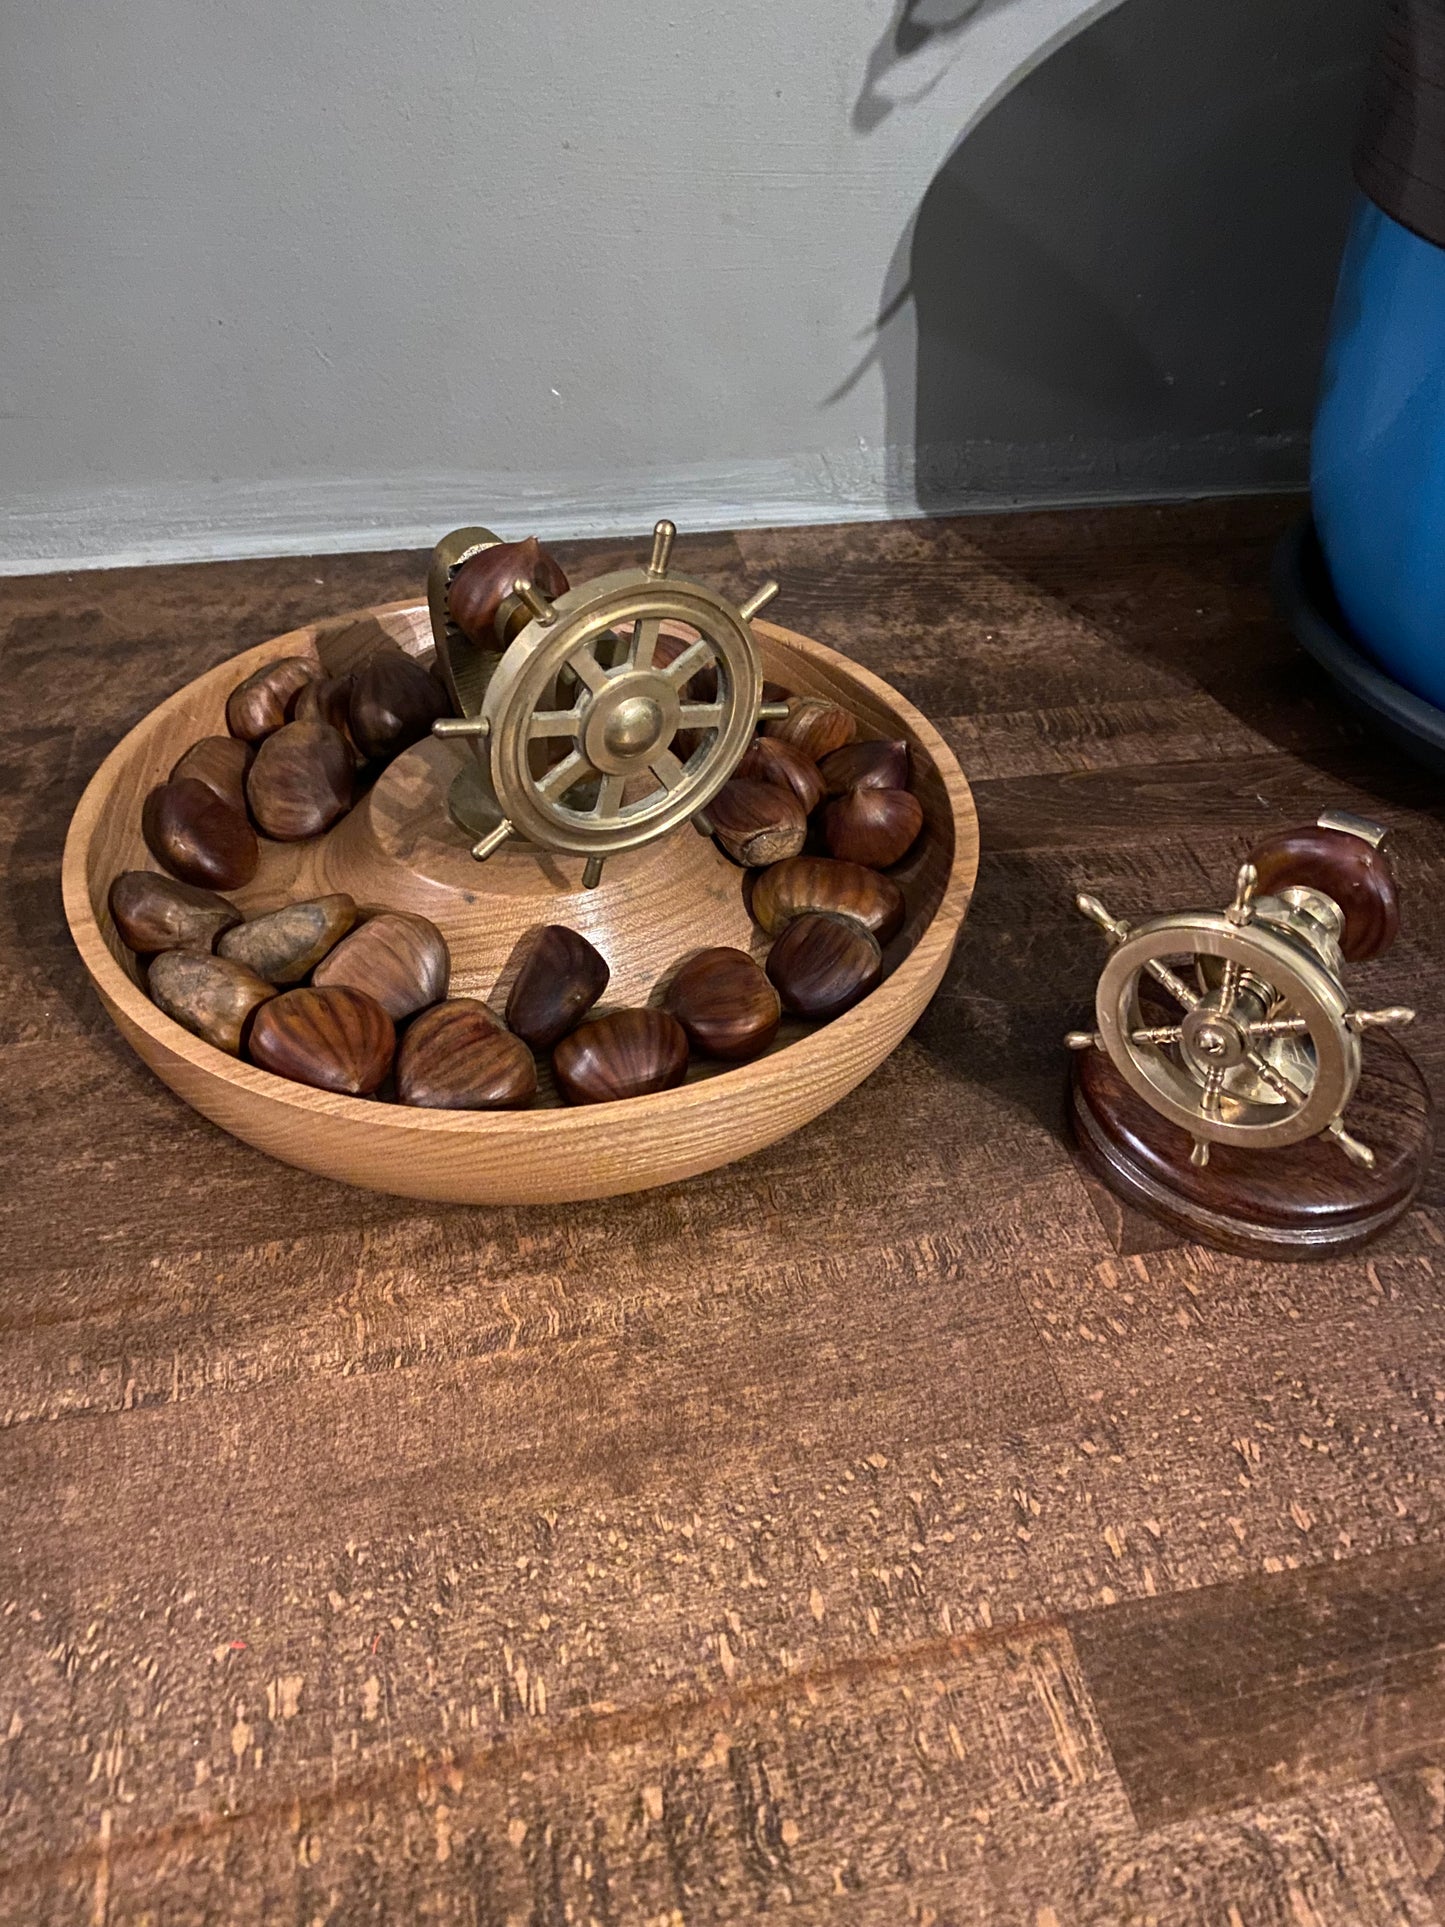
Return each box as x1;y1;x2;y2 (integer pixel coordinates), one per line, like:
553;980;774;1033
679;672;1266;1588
0;0;1376;571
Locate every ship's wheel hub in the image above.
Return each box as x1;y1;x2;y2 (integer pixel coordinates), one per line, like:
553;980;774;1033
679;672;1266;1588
585;677;678;774
1182;1005;1247;1070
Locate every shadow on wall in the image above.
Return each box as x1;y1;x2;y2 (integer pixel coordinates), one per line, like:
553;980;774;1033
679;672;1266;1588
846;0;1378;511
853;0;1025;132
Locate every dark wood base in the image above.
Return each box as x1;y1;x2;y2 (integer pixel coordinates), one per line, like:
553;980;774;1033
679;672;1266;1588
1070;1032;1434;1259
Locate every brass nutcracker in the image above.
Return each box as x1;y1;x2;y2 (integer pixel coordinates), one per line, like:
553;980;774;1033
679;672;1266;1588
426;520;787;889
1065;811;1432;1255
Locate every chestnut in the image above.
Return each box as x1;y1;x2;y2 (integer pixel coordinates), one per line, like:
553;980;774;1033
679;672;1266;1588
448;538;570;644
396;1000;537;1110
737;737;824;815
764;697;857;762
148;949;274;1055
818;738;909;796
505;925;609;1049
142;777;259;891
348;649;449;762
217;894;357;984
225;657;317;742
749;856;905;944
311;911;450;1021
248;985;395;1095
292;673;358;747
664;947;780;1061
109;871;240;956
823;788;923;869
170;736;253;813
245;721;355;841
553;1008;690;1105
710;778;807;867
765;913;882;1020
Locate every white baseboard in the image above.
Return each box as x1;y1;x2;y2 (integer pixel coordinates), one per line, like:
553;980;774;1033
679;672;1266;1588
0;434;1308;576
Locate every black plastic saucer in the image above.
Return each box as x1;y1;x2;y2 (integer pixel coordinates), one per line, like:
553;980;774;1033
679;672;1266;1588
1274;514;1445;780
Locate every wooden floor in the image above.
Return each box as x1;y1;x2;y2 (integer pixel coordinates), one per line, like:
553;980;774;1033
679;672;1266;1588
3;498;1445;1924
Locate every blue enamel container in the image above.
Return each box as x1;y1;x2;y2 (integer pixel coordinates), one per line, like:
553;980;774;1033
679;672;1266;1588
1312;195;1445;709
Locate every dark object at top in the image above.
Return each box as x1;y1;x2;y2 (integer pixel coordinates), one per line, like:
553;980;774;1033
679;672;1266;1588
1355;0;1445;247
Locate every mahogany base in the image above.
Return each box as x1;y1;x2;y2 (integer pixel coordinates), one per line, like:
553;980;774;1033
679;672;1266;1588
1069;1032;1433;1259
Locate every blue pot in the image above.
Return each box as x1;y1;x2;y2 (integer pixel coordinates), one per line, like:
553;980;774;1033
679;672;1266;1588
1311;194;1445;711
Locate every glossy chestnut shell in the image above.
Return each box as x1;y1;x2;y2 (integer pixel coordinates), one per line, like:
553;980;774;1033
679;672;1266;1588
664;947;781;1061
765;913;882;1020
749;856;905;944
552;1008;690;1105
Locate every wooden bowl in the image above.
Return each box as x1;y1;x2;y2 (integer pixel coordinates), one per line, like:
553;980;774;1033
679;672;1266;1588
63;600;978;1204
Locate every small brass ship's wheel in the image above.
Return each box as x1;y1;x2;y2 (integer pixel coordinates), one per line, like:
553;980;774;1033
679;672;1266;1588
1066;842;1415;1172
1089;899;1358;1156
429;519;785;887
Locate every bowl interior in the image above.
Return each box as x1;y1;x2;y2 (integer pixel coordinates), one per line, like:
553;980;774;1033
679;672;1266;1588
81;604;960;1108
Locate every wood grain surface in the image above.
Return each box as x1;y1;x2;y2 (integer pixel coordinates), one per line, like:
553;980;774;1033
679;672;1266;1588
4;500;1445;1923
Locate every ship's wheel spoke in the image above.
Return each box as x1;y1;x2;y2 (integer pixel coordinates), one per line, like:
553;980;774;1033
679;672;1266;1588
1246;1015;1310;1039
662;639;712;688
1245;1048;1310;1108
677;703;726;733
1199;1064;1226;1115
1143;958;1200;1010
629;618;661;670
592;773;626;820
648;748;687;792
537;748;591;801
527;708;583;740
568;647;610;695
1131;1024;1183;1047
1217;958;1242;1014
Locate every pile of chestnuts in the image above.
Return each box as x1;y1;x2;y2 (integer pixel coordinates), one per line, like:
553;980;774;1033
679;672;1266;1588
702;694;919;1027
139;643;450;890
112;589;927;1106
107;880;769;1109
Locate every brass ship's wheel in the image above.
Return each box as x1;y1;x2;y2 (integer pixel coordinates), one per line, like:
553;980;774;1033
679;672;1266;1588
1066;849;1415;1170
428;520;785;887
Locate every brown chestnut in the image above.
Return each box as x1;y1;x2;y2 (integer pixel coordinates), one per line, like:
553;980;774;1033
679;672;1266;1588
109;871;240;955
170;735;253;813
553;1008;689;1105
818;738;909;796
766;913;882;1020
448;538;570;644
664;947;780;1061
749;856;905;944
823;787;923;868
764;697;857;762
292;673;358;747
225;657;317;742
248;985;395;1095
737;737;824;815
245;722;354;841
217;894;357;984
142;777;259;890
148;949;274;1055
710;778;807;867
311;910;450;1020
396;1000;537;1110
348;649;449;762
505;925;609;1049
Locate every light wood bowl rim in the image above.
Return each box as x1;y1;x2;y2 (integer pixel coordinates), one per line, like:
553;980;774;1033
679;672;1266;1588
62;603;978;1174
